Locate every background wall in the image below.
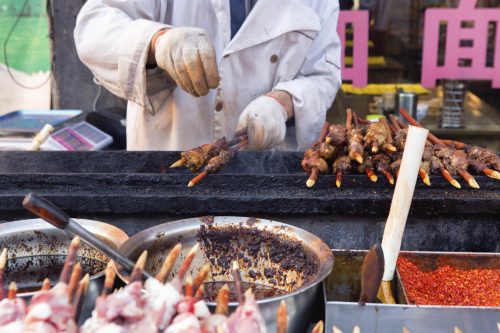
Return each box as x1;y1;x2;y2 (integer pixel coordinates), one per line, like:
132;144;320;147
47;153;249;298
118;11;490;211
48;0;125;111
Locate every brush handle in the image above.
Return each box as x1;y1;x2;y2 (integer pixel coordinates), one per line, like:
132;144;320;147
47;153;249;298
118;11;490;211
23;193;153;280
381;126;428;281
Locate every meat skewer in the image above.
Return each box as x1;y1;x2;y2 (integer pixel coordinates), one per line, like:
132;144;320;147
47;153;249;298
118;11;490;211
171;137;229;171
372;154;395;185
188;139;249;187
362;117;397;154
388;115;431;186
358;154;378;182
347;109;364;164
399;108;481;188
333;154;352;188
215;284;230;315
302;122;331;188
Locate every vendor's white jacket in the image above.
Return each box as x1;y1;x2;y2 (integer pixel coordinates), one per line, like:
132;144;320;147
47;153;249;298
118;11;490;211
74;0;341;151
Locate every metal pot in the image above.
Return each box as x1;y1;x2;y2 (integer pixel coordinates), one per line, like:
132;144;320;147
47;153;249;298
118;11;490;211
0;218;128;323
118;216;334;333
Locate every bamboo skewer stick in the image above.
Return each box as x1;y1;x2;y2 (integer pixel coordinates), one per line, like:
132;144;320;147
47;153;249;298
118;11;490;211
276;301;288;333
184;276;194;297
232;261;244;304
73;274;90;321
68;262;83;304
215;284;230;315
60;236;80;284
7;282;17;300
458;169;480;189
484;168;500;180
306;122;331;188
156;243;182;283
130;250;148;283
193;264;210;293
365;167;378;182
0;248;7;300
41;278;51;291
176;243;199;280
441;168;461;189
102;261;116;296
311;321;324;333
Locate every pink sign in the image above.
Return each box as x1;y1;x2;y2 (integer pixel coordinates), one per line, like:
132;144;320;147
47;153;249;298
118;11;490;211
421;0;500;88
338;10;369;87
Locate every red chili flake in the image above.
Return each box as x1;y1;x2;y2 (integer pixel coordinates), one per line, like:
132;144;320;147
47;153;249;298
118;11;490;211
397;257;500;306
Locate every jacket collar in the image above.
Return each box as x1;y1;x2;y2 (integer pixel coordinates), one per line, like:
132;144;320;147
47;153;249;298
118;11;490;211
210;0;321;56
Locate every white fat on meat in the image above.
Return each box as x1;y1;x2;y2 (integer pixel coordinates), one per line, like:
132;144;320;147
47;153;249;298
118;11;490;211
24;283;77;333
0;298;27;327
201;314;228;333
143;278;182;330
226;293;266;333
165;313;201;333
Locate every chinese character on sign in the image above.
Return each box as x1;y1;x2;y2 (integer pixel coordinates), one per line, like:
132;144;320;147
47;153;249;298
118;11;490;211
338;10;369;87
421;0;500;88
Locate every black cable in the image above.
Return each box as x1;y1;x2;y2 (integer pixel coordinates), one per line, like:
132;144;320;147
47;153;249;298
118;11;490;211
3;0;52;90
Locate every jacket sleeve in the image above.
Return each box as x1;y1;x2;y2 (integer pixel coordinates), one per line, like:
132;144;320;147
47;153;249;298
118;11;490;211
273;2;342;150
74;0;174;114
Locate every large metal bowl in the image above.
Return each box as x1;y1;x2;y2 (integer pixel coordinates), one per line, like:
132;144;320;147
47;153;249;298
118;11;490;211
118;216;334;333
0;218;128;322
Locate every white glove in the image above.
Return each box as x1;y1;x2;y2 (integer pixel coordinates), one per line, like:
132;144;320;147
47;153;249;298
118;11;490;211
155;27;220;97
236;96;288;150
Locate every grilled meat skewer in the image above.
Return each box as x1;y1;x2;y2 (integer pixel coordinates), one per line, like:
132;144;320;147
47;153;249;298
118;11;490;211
188;139;248;187
346;109;364;164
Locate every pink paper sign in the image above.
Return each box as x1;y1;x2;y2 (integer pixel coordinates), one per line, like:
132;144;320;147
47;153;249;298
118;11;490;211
421;0;500;88
338;10;369;87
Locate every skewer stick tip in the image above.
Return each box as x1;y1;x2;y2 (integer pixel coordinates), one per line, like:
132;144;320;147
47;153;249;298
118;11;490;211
42;278;51;290
70;236;81;247
353;326;360;333
8;282;17;299
311;320;324;333
188;181;195;188
306;179;316;188
371;146;378;154
332;326;343;333
450;179;462;189
335;180;341;188
135;251;148;270
484;168;500;180
355;155;363;164
468;178;480;189
454;327;463;333
170;159;185;168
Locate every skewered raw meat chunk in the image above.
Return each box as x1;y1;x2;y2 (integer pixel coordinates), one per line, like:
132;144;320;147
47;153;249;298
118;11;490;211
325;125;348;147
171;138;229;172
363;121;396;154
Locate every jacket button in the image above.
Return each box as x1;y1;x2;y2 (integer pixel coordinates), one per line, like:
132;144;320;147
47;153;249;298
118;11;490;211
270;54;278;63
215;101;224;111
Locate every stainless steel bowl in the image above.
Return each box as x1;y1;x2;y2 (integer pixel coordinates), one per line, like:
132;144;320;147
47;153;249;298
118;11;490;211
118;216;334;333
0;218;128;322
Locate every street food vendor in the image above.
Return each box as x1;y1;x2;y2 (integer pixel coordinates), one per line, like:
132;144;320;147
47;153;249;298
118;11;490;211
74;0;341;151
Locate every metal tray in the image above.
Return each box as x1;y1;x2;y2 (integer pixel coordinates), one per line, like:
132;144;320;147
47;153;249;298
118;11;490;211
324;250;500;333
0;109;83;133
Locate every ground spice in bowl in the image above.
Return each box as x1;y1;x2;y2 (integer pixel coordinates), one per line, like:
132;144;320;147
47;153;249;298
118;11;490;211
397;257;500;307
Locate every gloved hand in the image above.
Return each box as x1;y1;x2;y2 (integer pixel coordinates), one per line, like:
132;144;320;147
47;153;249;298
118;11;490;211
236;95;290;150
154;27;220;97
